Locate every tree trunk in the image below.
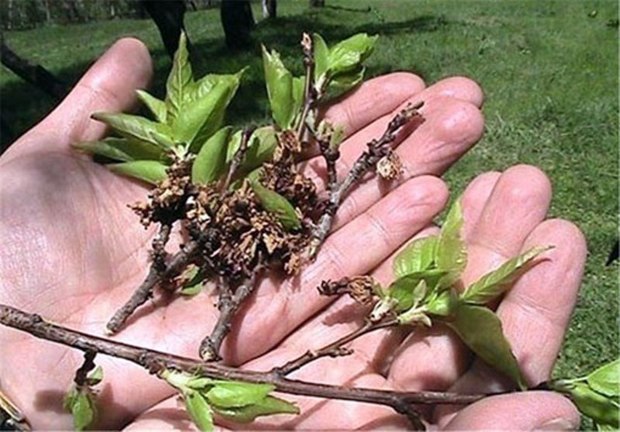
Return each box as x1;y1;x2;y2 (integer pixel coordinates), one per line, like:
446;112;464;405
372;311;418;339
0;33;67;99
310;0;325;7
262;0;276;19
140;0;188;58
221;0;255;50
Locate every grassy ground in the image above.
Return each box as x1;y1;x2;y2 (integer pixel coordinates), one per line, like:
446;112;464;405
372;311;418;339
2;0;618;399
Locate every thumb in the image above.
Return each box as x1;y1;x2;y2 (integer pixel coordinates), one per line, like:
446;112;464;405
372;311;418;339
8;37;152;158
444;391;580;431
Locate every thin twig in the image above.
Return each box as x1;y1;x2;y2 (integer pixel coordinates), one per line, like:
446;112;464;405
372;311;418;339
274;319;397;376
0;304;499;426
221;127;255;192
309;102;424;259
295;33;316;140
106;237;199;335
199;271;260;361
73;351;96;389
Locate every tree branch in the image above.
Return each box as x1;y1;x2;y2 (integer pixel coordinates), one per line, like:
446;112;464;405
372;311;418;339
274;319;397;376
199;271;260;361
221;126;255;192
105;231;199;335
295;32;316;140
0;303;495;428
309;102;424;259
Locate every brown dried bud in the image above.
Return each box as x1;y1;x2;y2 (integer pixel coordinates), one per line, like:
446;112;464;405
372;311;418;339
318;275;377;305
377;151;403;180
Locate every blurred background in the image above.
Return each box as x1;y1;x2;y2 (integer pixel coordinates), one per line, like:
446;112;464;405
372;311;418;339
1;0;618;418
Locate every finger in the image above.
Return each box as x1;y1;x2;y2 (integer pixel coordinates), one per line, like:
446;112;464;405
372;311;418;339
220;175;449;365
444;391;580;430
384;170;501;391
6;38;152;158
303;81;484;235
321;72;426;139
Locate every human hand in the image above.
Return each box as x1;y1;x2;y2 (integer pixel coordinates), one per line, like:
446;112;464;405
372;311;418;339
0;38;485;429
127;166;586;431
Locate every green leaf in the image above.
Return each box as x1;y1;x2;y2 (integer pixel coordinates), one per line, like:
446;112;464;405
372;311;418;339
64;388;96;431
328;33;377;75
73;137;164;162
291;76;305;121
91;112;174;149
136;89;167;123
461;246;551;305
206;381;275;408
557;382;620;429
393;236;438;278
262;46;295;129
250;180;301;231
425;289;457;316
165;31;193;124
447;303;525;389
324;66;365;101
174;72;242;151
213;395;299;423
85;366;103;387
313;33;330;84
435;200;467;289
109;160;168;185
224;127;278;178
241;127;278;175
179;265;206;297
588;359;620;397
387;270;447;312
184;390;214;432
192;126;232;184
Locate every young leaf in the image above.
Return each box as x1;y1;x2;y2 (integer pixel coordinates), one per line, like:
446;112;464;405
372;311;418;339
250;180;301;230
425;289;457;317
435;200;467;289
85;366;103;387
205;381;275;408
328;33;377;75
64;388;97;431
224;127;278;177
240;127;278;175
324;66;365;101
558;382;620;429
587;359;620;397
212;395;299;423
461;246;551;305
192;126;232;184
184;390;214;432
190;72;243;101
165;31;193;124
109;160;168;185
136;89;167;123
179;265;206;296
174;73;242;151
447;303;526;389
387;270;446;312
313;33;330;84
91;112;174;149
262;46;295;129
291;76;305;122
73;137;164;162
393;235;438;278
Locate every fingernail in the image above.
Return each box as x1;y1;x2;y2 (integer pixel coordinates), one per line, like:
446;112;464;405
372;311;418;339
535;418;578;431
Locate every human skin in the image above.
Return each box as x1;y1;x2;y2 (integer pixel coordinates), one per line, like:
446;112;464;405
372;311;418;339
0;38;584;430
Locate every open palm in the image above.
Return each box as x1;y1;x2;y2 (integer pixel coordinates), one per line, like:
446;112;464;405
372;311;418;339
0;39;582;431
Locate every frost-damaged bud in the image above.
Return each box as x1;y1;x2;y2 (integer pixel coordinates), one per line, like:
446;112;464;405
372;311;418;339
377;151;402;180
318;275;377;305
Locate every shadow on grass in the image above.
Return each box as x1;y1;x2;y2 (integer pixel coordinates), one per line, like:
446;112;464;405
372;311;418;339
1;11;447;153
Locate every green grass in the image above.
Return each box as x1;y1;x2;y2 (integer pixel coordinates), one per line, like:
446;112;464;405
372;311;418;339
1;0;618;398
